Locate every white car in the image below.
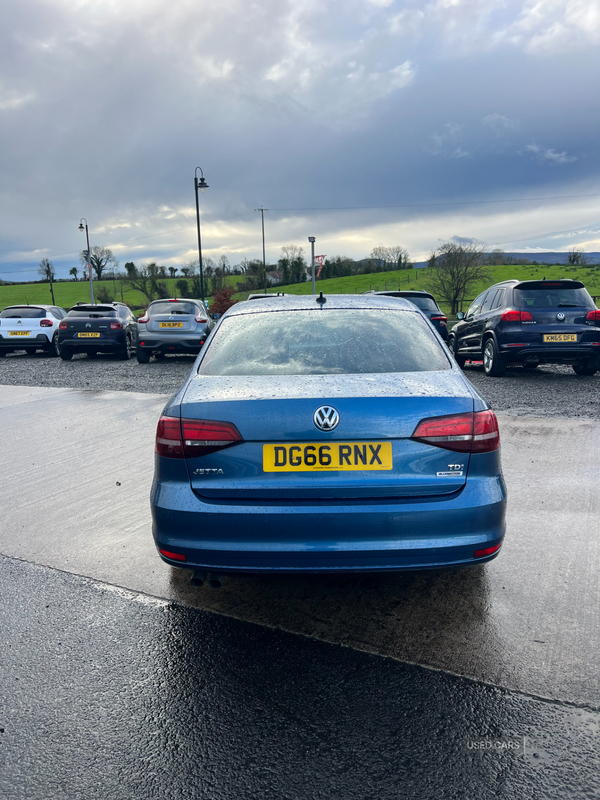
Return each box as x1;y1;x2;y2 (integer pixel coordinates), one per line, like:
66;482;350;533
0;304;66;357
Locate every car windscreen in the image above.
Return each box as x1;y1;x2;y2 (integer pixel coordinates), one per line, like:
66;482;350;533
514;285;593;308
405;297;439;312
198;309;451;376
67;308;117;317
0;307;46;318
149;302;198;315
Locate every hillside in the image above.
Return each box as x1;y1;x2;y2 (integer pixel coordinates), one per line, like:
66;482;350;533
2;263;600;315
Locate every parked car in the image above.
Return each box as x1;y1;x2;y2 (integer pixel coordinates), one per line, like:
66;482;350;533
136;298;214;363
246;292;287;300
57;302;137;360
151;294;506;576
0;304;66;357
448;279;600;376
370;290;448;341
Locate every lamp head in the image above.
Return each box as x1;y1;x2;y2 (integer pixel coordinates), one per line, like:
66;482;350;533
198;177;209;193
79;223;84;231
308;236;316;243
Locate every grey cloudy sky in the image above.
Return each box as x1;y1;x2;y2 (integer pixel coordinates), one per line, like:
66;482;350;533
1;0;600;279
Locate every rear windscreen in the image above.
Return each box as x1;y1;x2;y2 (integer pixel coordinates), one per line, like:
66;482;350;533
150;302;197;315
514;285;593;308
0;307;46;319
67;308;117;317
405;297;438;312
198;309;451;376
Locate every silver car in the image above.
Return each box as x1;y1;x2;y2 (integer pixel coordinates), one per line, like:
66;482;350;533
136;298;215;363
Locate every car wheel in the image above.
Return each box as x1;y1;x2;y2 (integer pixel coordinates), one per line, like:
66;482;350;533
136;345;150;364
573;361;598;376
482;338;506;377
48;335;61;357
449;335;466;368
117;335;133;361
59;349;73;361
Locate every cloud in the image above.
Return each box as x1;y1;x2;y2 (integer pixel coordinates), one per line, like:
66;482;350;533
526;144;578;164
483;113;518;132
426;123;464;156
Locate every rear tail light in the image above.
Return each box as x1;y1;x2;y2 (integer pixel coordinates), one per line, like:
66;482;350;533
195;314;208;323
40;319;53;327
155;416;243;459
501;310;532;322
586;309;600;322
431;315;447;326
110;321;123;329
474;543;502;559
159;548;187;562
138;313;149;323
59;321;68;329
412;410;500;454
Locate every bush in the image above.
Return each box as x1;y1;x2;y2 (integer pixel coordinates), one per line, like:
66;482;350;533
211;286;238;316
95;286;115;303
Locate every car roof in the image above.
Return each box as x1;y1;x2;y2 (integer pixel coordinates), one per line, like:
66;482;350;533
148;298;201;304
225;293;419;316
373;290;436;300
247;293;287;300
4;304;56;309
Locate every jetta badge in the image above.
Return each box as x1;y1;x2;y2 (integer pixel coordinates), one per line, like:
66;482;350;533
557;312;565;321
313;406;340;431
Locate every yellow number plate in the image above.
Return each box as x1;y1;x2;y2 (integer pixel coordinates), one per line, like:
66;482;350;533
77;332;101;338
543;333;577;343
9;331;30;336
263;442;393;472
159;322;183;328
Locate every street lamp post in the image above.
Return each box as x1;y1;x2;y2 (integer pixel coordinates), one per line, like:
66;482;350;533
194;167;209;303
308;236;316;294
79;219;94;304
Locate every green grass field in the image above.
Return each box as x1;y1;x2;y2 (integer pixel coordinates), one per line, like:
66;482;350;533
2;263;600;316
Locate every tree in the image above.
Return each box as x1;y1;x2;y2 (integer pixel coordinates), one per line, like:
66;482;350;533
427;242;489;315
568;248;589;266
95;286;115;303
124;262;137;278
80;246;118;280
210;286;238;316
370;245;410;271
168;267;177;279
69;266;78;281
38;258;56;304
176;279;189;296
124;262;167;304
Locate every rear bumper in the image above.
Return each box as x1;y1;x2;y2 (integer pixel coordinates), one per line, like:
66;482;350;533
137;339;205;354
151;473;507;573
58;336;124;351
498;342;600;364
0;334;51;349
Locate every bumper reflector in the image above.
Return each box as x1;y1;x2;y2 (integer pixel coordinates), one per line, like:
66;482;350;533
473;543;502;559
159;548;187;562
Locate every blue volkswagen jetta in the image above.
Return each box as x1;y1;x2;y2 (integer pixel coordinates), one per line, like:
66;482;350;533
151;294;506;573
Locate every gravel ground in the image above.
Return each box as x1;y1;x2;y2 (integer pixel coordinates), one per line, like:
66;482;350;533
1;350;599;419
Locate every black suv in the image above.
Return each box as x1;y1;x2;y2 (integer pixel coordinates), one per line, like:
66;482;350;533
449;279;600;376
58;302;138;360
370;290;448;341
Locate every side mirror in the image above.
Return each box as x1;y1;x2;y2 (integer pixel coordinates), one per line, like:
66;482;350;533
456;311;465;320
212;313;221;321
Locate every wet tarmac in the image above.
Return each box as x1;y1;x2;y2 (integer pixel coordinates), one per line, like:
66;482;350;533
1;555;598;800
1;384;599;798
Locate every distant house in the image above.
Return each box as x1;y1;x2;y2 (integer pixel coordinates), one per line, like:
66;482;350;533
266;270;283;284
